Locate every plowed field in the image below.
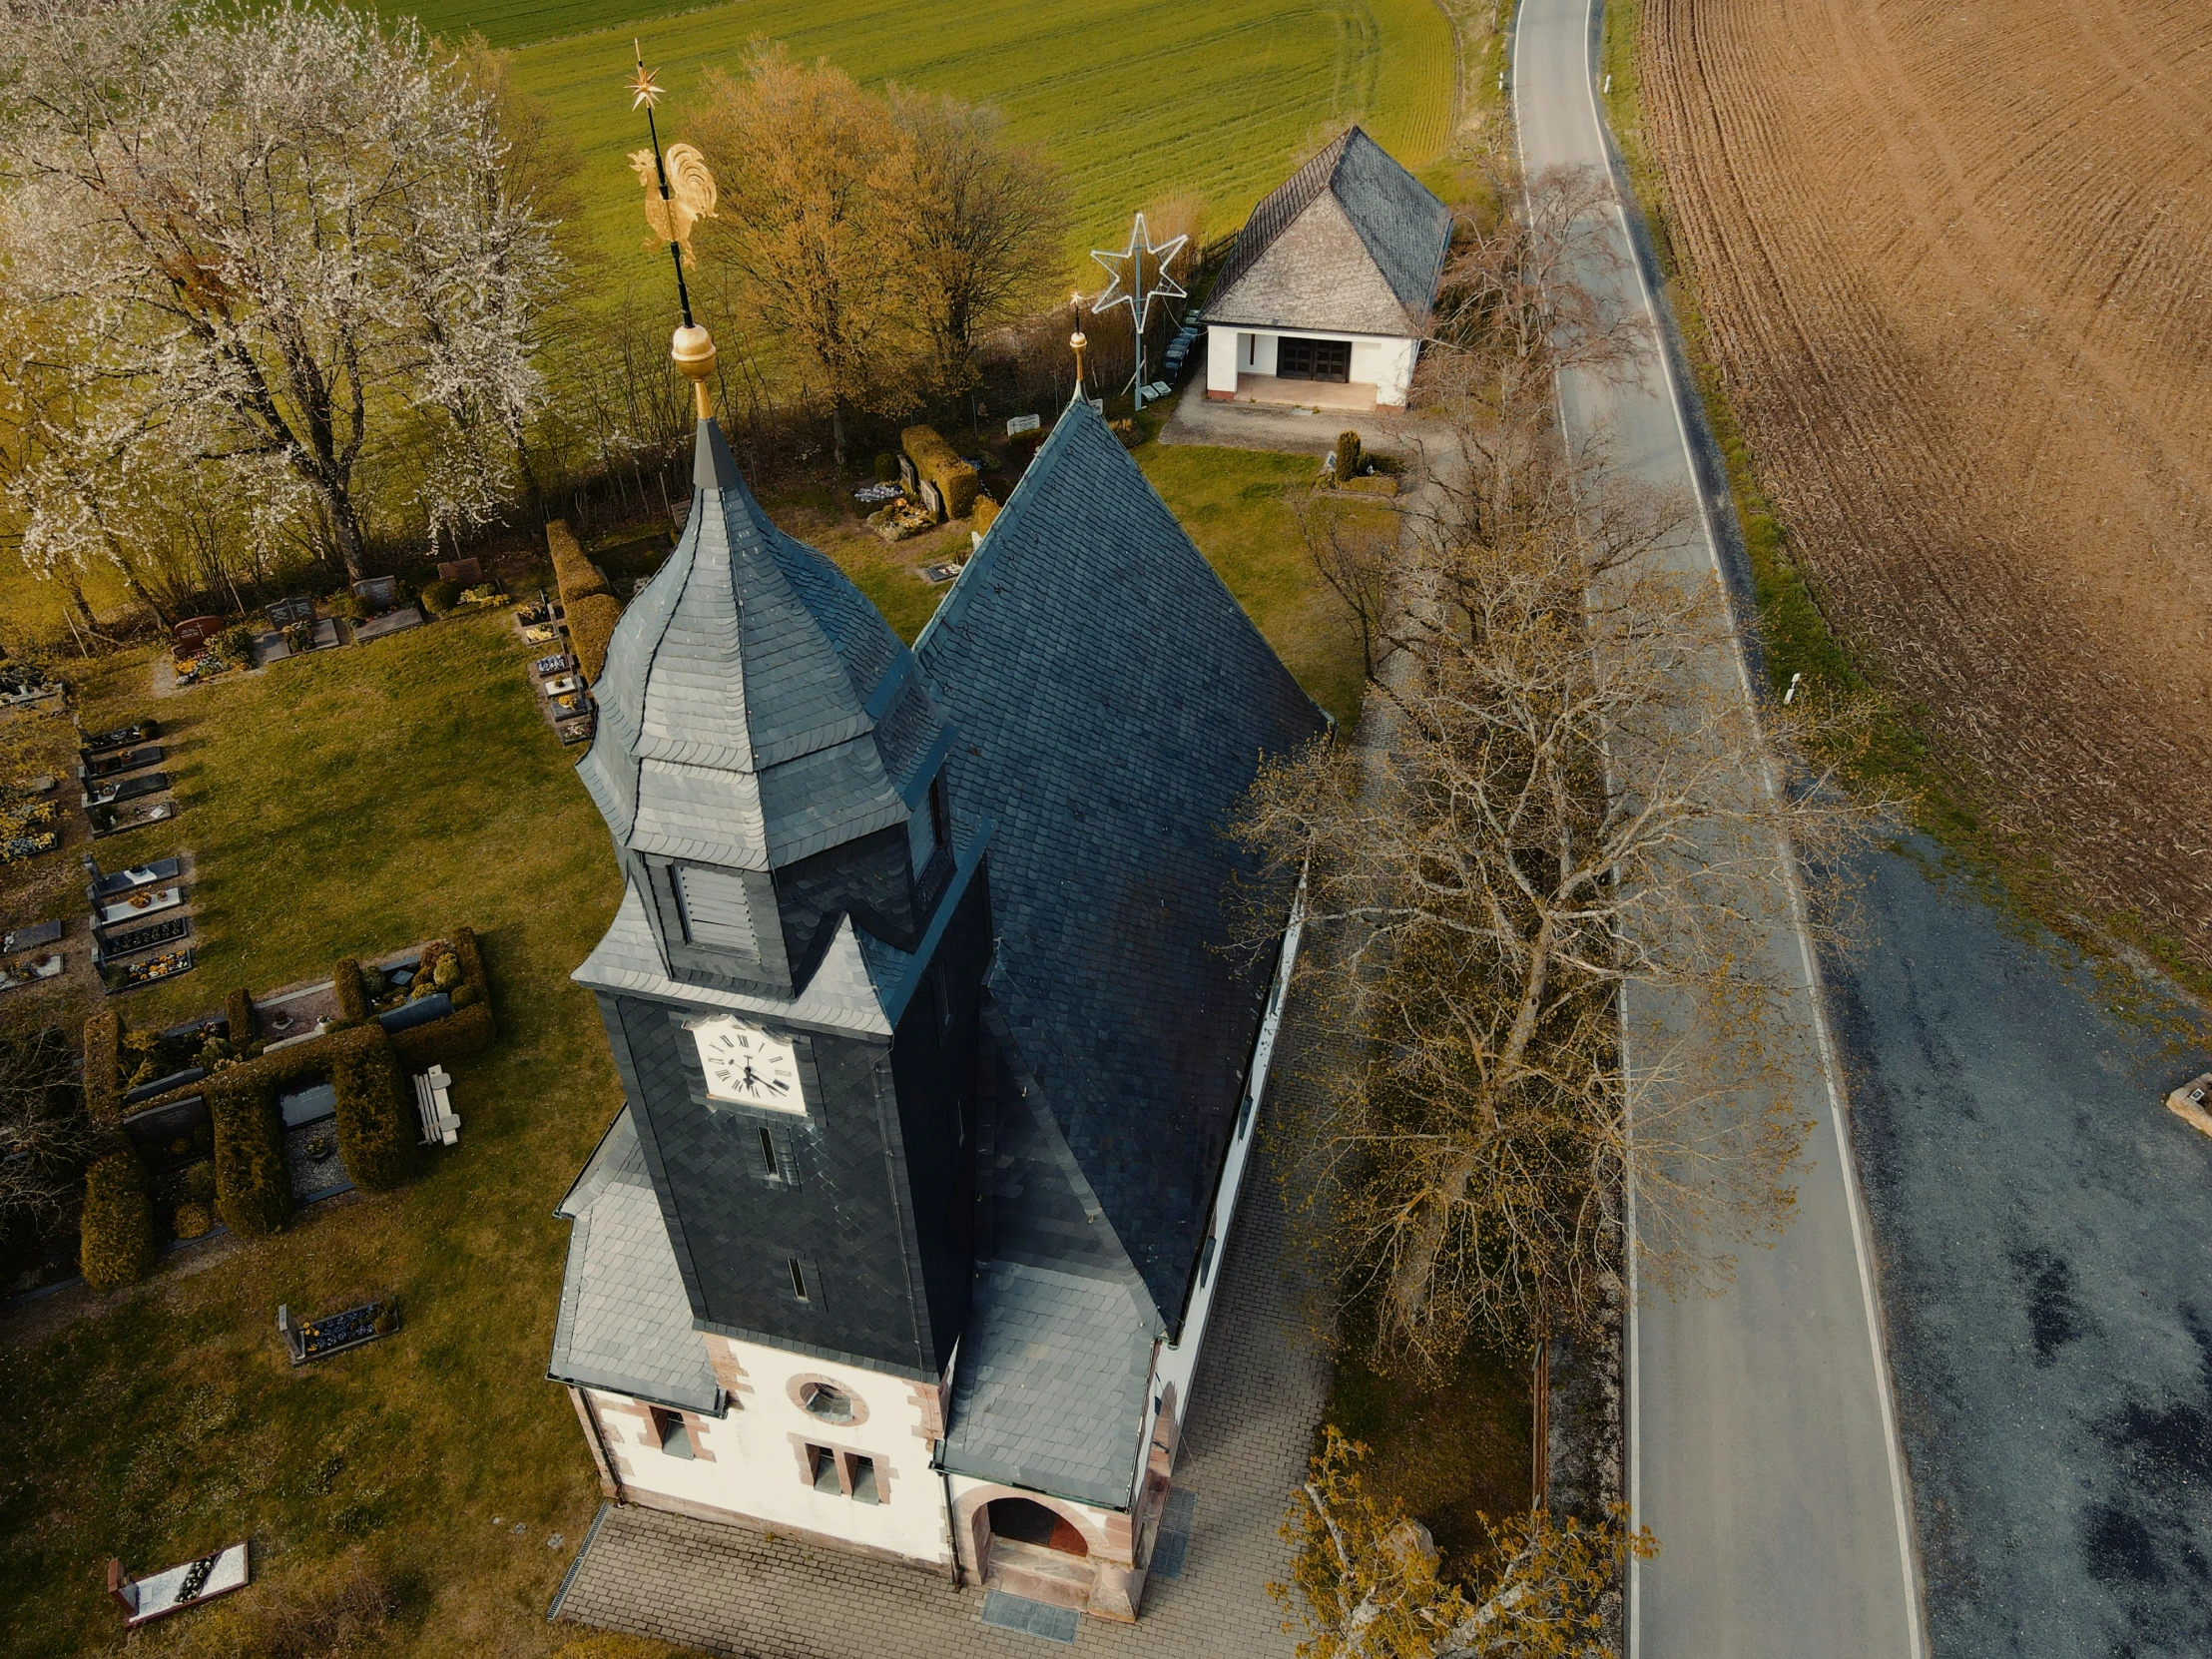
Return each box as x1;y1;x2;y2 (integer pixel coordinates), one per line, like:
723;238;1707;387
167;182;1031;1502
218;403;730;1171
1638;0;2212;957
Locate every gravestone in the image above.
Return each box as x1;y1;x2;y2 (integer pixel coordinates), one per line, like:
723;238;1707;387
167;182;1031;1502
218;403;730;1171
898;454;918;494
435;557;482;587
919;479;943;519
1005;412;1041;436
172;617;223;657
266;595;315;630
351;576;397;613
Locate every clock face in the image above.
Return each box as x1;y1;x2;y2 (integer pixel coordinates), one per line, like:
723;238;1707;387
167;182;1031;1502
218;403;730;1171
692;1018;804;1113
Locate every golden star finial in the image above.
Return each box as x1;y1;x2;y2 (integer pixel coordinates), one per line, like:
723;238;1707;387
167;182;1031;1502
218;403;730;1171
629;42;662;111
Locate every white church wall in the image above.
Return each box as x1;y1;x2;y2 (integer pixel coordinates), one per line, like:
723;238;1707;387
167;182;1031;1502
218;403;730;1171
583;1336;953;1568
1134;880;1308;1506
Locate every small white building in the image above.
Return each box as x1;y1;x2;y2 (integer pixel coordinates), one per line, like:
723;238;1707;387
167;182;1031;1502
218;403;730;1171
1204;127;1451;410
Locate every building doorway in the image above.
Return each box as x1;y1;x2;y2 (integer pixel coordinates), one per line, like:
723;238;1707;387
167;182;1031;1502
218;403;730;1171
987;1497;1089;1556
1277;335;1352;383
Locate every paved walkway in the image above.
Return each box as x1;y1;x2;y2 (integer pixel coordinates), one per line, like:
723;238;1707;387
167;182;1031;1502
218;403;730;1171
552;1136;1331;1657
1157;380;1417;457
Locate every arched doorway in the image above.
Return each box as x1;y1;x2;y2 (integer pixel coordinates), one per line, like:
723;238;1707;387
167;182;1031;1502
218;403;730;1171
987;1497;1089;1556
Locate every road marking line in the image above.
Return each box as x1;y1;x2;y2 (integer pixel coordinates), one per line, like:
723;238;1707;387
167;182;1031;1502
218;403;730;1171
1511;1;1930;1653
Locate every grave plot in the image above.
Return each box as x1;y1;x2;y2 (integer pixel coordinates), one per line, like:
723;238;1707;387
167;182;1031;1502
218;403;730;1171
348;577;424;645
78;744;164;781
124;1089;218;1242
278;1296;399;1364
81;718;160;754
278;1074;351;1202
106;1542;249;1626
252;976;344;1047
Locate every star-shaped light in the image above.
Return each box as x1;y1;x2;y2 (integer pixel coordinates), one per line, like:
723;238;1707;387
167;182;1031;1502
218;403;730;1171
1090;212;1188;334
629;42;663;112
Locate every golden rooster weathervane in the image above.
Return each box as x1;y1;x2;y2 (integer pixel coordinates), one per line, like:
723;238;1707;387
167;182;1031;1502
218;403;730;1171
628;42;721;418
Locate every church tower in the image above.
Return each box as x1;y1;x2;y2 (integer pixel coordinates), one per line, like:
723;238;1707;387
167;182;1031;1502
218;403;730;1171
569;399;990;1385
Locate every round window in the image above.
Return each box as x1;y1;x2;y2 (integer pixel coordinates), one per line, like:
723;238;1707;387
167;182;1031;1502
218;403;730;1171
802;1382;854;1422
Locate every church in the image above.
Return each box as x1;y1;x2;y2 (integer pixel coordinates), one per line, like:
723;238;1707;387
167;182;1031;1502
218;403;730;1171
545;379;1325;1623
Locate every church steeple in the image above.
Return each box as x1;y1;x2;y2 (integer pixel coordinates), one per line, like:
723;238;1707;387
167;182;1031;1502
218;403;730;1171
575;415;956;996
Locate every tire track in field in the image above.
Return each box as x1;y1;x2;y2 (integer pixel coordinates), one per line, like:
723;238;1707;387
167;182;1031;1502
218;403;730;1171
1640;0;2212;953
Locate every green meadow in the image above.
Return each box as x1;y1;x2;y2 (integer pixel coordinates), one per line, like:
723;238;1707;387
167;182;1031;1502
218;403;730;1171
421;0;1456;281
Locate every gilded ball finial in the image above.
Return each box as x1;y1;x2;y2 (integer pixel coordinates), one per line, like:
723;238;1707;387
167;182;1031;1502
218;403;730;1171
672;323;717;419
1070;326;1088;392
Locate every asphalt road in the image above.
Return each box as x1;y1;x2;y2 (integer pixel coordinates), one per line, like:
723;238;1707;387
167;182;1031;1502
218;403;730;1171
1835;846;2212;1656
1511;2;1924;1654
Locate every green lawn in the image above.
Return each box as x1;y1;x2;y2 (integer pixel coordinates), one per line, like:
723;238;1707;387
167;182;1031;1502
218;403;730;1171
0;454;1364;1655
0;612;635;1658
469;0;1454;285
1140;444;1369;729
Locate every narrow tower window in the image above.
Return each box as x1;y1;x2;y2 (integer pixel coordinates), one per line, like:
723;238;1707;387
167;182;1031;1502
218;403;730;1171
789;1257;810;1301
758;1125;780;1180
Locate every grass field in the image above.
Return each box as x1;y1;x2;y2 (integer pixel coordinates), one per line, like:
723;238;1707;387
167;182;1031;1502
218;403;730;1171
0;440;1364;1656
457;0;1455;284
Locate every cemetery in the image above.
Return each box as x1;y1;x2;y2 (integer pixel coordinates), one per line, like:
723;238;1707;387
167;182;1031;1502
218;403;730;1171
86;925;495;1249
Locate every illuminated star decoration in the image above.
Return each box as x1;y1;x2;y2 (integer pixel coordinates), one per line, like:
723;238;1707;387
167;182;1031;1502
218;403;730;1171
1090;213;1188;408
628;57;663;111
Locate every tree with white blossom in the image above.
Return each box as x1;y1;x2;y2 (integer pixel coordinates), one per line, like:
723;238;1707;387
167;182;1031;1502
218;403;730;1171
0;1;560;581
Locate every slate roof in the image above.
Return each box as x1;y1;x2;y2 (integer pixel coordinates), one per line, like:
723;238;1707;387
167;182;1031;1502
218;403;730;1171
939;1260;1155;1507
916;398;1326;1333
550;1107;722;1412
1205;126;1451;338
938;1043;1162;1506
577;418;946;875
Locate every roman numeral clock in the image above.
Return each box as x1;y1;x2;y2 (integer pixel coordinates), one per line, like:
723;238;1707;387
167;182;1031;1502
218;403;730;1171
690;1016;804;1112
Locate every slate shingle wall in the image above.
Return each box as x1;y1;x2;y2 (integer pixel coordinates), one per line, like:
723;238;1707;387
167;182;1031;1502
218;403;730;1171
610;990;955;1378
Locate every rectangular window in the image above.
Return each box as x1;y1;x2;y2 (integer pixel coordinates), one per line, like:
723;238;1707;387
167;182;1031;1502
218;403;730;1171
809;1444;840;1494
789;1257;810;1301
850;1455;880;1505
929;774;949;845
651;1407;694;1460
758;1126;780;1181
1199;1233;1218;1288
1277;336;1352;383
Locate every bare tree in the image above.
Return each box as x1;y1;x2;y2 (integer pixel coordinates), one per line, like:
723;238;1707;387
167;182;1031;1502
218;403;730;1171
0;2;560;578
692;46;918;467
886;88;1067;400
1273;1427;1654;1659
1239;165;1890;1370
0;1024;89;1237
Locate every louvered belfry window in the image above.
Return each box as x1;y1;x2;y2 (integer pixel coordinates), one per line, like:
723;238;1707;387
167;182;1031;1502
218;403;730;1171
674;864;758;952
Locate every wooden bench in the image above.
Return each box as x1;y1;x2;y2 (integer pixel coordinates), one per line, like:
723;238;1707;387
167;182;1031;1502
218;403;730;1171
413;1065;460;1147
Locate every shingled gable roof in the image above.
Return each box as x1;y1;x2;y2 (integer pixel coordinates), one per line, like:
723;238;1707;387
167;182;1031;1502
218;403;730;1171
575;416;946;876
1204;126;1452;337
914;397;1327;1331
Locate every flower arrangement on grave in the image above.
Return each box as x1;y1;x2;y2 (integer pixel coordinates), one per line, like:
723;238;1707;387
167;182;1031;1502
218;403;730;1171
283;621;316;654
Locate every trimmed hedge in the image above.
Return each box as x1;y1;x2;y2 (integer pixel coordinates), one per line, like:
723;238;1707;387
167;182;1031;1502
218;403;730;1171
84;1007;123;1130
547;519;610;604
209;1077;291;1238
900;425;980;519
224;986;255;1047
80;1149;156;1288
331;1026;416;1193
972;493;1000;536
567;593;624;686
332;958;370;1022
388;925;497;1066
